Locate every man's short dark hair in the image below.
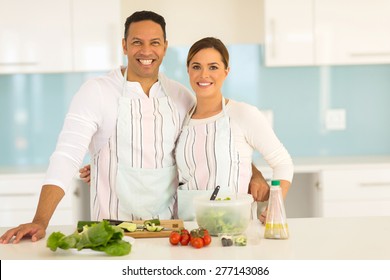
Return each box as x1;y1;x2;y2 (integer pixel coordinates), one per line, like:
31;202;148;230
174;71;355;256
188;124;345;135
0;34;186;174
124;10;166;40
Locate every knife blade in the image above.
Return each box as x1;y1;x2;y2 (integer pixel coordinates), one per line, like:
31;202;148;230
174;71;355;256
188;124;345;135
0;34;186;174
103;219;145;229
103;219;176;231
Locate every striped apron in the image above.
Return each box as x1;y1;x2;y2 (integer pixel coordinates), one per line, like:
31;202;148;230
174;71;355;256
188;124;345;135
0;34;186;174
90;69;180;221
175;98;240;221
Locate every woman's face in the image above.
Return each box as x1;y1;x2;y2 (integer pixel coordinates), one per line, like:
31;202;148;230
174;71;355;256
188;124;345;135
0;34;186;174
187;48;229;98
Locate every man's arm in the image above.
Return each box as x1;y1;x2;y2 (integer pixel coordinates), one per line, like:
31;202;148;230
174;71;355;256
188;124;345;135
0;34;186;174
249;164;270;202
0;185;64;244
249;164;292;224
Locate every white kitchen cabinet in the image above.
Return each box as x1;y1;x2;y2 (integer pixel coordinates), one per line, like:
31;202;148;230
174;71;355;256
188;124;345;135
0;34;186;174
317;166;390;217
71;0;122;72
0;0;73;73
263;0;390;66
0;0;122;74
0;173;89;227
315;0;390;65
264;0;314;66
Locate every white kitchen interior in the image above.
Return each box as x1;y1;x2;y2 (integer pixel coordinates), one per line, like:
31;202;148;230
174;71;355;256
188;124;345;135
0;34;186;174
1;0;390;227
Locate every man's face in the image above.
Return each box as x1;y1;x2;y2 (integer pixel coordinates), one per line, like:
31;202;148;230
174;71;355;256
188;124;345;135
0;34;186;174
122;20;167;81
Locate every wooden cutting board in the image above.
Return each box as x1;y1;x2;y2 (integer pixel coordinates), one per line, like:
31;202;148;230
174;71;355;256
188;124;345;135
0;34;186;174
124;219;184;238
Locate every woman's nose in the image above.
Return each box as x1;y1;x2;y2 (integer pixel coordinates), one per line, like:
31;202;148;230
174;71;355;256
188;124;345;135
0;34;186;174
200;68;209;78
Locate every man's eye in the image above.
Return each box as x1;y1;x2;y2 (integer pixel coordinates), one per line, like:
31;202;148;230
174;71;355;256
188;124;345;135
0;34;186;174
132;41;141;46
151;41;160;46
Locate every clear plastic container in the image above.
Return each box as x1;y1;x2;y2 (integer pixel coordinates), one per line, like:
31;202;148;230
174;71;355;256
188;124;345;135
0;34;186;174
264;180;289;239
194;194;253;236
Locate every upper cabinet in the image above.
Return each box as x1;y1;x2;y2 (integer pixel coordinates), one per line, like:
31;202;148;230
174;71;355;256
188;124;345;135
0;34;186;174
72;0;122;72
0;0;73;73
264;0;390;66
264;0;314;66
315;0;390;65
0;0;122;74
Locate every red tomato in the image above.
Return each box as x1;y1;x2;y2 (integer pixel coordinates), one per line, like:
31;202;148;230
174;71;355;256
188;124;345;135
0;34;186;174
180;228;189;236
180;233;190;246
202;234;212;246
169;231;180;245
191;237;204;249
198;228;209;237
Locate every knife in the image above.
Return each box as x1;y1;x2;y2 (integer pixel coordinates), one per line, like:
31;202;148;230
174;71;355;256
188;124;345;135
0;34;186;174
103;219;145;229
103;219;176;231
210;185;220;200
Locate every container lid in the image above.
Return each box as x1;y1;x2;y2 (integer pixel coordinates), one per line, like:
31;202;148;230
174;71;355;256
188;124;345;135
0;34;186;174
271;180;281;187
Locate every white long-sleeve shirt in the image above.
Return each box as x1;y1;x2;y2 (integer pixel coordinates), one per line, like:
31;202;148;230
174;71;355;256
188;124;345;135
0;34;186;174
178;99;294;193
43;67;195;196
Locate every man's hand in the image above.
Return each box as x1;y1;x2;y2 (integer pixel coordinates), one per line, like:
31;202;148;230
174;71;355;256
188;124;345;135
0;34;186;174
79;164;91;185
249;164;270;202
0;222;46;244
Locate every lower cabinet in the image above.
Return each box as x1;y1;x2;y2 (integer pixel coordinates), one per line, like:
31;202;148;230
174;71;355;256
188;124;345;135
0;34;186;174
256;161;390;219
317;166;390;217
0;173;89;227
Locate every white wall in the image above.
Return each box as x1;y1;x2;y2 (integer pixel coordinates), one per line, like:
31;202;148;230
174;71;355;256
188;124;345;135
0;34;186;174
121;0;264;46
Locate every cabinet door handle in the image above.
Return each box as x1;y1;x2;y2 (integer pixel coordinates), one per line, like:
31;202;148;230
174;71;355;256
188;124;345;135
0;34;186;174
350;52;390;57
0;62;39;66
359;182;390;187
267;19;276;59
0;193;36;196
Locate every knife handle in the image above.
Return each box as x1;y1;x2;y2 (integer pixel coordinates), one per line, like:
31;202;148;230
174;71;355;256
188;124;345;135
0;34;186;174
210;186;220;200
103;219;126;225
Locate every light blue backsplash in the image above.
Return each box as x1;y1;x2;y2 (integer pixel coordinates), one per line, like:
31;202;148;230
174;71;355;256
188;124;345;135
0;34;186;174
1;45;390;167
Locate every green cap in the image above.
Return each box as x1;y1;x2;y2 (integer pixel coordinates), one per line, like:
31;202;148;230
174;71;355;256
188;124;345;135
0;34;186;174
271;180;281;186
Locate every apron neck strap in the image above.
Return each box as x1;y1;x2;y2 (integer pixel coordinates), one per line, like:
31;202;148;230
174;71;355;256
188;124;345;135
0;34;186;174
185;96;227;125
121;67;168;97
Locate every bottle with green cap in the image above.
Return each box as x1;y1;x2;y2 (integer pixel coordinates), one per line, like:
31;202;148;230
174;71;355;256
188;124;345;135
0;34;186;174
264;180;289;239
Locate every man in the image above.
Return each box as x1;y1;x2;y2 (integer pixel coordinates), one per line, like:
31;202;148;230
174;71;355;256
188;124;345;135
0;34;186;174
0;11;269;244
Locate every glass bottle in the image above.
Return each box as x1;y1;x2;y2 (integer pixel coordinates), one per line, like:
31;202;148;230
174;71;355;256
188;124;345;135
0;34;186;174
264;180;289;239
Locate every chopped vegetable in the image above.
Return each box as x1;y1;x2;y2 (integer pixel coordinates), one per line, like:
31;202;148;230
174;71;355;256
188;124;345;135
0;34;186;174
196;207;247;235
144;219;163;232
234;235;247;246
144;219;161;226
221;236;233;247
117;222;138;232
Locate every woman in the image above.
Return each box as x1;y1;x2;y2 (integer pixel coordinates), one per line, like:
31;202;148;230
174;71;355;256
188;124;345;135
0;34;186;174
175;37;294;221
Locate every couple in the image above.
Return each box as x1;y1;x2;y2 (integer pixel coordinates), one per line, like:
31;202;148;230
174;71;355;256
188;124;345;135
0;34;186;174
0;11;293;244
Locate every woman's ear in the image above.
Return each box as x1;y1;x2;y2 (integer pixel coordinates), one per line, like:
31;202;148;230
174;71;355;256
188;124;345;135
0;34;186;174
225;66;230;77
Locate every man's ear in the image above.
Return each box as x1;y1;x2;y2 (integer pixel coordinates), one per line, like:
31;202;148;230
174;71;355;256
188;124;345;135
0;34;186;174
122;38;127;54
163;40;168;56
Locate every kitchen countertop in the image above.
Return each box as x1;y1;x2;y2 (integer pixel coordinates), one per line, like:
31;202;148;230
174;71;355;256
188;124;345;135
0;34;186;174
1;216;390;260
254;155;390;174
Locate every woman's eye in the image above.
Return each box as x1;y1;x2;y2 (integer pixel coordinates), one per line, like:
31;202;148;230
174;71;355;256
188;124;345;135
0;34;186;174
210;65;218;70
192;65;201;70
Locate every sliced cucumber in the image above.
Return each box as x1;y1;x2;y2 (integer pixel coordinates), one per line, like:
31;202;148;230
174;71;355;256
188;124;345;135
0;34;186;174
155;226;164;232
117;222;138;232
145;223;164;232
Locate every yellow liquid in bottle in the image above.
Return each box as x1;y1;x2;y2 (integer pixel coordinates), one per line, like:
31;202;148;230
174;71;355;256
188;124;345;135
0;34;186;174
264;223;289;239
